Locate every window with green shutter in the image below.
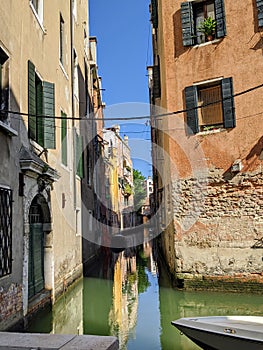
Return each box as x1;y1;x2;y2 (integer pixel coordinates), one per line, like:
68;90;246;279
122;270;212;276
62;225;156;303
181;0;226;46
28;60;56;149
61;112;67;166
75;132;83;178
184;77;235;134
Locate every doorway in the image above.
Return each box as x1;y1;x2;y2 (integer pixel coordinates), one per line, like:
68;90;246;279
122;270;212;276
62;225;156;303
28;197;45;299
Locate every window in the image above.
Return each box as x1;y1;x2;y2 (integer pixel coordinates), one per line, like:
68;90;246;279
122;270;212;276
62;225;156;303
0;49;9;123
184;77;235;134
60;14;65;66
30;0;43;24
28;60;56;148
61;112;67;166
153;56;161;99
0;187;12;278
194;0;215;44
73;0;77;20
150;0;158;29
256;0;263;27
87;148;92;186
73;50;79;98
181;0;226;46
75;131;83;178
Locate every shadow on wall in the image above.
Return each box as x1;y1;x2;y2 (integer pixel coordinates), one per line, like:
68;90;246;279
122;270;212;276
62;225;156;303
246;135;263;161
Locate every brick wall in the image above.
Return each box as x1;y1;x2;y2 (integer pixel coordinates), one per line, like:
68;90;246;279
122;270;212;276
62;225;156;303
0;283;23;330
171;169;263;290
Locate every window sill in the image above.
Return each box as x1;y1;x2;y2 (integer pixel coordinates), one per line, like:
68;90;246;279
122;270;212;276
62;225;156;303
29;3;46;34
59;61;69;80
198;128;225;136
0;120;18;137
60;163;70;172
193;38;222;48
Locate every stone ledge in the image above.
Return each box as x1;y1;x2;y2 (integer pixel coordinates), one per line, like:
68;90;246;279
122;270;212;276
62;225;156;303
0;332;119;350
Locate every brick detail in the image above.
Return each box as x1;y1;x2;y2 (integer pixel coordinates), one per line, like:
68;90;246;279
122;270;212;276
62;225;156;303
0;284;22;324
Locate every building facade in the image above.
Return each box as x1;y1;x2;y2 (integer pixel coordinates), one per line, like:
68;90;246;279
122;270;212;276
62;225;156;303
149;0;263;291
103;126;134;233
0;0;103;330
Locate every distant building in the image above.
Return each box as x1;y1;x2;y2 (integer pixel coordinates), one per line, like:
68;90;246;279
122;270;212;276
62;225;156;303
103;126;134;231
149;0;263;291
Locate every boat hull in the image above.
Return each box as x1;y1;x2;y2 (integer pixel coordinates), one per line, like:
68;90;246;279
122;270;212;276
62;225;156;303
172;316;263;350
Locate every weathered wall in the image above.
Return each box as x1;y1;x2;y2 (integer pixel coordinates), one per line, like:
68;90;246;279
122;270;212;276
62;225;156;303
172;169;263;290
153;0;263;290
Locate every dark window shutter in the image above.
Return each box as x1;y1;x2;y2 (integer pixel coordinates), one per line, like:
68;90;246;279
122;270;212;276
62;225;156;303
61;112;67;166
76;133;83;178
153;65;161;99
256;0;263;27
214;0;226;38
28;60;36;140
42;81;56;149
221;77;235;129
151;0;158;28
36;79;44;146
184;85;199;134
181;2;195;47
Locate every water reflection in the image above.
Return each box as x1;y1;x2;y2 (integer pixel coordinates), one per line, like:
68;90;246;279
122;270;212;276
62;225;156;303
26;242;263;350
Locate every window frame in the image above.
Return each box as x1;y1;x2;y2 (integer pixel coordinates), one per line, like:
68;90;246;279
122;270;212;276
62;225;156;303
0;186;12;278
30;0;44;29
197;82;224;131
59;13;65;67
181;0;226;47
184;77;235;135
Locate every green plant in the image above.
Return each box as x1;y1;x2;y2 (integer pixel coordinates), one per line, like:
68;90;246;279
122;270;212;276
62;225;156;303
198;17;216;38
123;183;132;196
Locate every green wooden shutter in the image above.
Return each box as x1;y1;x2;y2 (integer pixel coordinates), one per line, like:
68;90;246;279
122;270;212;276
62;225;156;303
42;81;56;149
76;133;83;178
222;77;235;129
153;64;161;99
151;0;158;29
36;79;44;146
184;85;199;134
215;0;226;38
181;2;195;47
61;112;67;166
28;60;36;140
256;0;263;27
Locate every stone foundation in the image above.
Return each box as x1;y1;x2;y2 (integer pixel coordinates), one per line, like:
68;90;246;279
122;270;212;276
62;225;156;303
169;169;263;291
179;274;263;293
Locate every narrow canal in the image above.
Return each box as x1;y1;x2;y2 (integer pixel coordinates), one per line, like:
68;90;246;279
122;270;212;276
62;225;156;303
26;241;263;350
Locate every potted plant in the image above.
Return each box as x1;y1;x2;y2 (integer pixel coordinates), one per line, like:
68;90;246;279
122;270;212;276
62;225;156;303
123;183;132;197
198;17;217;41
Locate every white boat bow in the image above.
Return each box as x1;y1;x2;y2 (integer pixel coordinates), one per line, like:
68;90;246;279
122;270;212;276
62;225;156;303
171;316;263;350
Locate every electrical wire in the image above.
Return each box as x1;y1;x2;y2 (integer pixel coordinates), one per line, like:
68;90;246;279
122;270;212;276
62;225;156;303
1;81;263;122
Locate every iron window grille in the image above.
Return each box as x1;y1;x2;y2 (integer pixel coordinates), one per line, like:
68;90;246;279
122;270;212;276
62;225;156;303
0;187;12;278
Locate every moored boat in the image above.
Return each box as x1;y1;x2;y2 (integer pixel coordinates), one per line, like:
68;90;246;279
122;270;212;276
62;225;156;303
171;316;263;350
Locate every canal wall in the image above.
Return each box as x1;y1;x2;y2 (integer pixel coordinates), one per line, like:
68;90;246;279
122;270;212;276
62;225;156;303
168;169;263;292
0;332;119;350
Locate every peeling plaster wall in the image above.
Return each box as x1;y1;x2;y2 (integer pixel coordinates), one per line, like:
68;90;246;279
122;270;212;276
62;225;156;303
172;169;263;290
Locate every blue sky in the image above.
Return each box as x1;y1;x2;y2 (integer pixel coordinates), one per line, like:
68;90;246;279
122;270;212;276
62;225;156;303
89;0;153;178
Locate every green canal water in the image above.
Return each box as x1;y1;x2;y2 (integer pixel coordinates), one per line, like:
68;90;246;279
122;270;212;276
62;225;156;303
26;243;263;350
